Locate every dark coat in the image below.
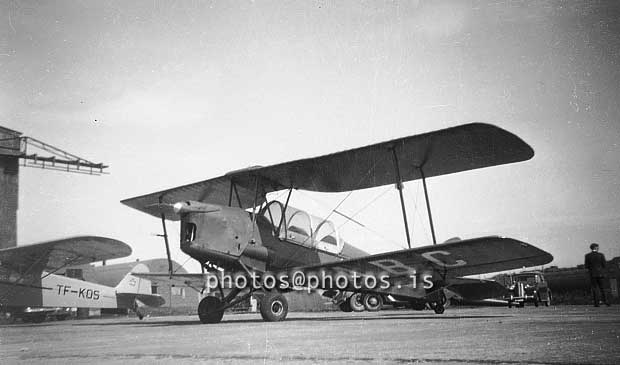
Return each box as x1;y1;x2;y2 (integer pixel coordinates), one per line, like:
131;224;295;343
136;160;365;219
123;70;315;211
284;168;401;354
585;251;607;277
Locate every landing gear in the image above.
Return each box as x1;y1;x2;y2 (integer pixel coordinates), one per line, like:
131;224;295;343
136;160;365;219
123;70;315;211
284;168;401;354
339;300;353;312
198;296;224;324
428;289;447;314
348;293;365;312
259;292;288;322
409;301;427;311
362;293;383;312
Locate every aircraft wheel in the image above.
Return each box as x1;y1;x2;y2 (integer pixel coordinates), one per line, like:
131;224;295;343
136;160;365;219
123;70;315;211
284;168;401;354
260;292;288;322
362;293;383;312
339;301;353;312
198;296;224;324
433;303;445;314
348;293;365;312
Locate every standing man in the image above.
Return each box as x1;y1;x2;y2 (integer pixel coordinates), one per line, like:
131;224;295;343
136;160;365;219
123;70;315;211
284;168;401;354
584;243;610;307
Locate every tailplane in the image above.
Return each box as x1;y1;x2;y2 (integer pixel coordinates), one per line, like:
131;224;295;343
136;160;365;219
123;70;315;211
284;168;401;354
115;263;165;318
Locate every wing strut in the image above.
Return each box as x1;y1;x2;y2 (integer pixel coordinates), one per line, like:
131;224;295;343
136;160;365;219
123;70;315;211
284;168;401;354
390;147;412;249
277;186;294;237
250;175;260;243
419;167;437;245
158;196;174;278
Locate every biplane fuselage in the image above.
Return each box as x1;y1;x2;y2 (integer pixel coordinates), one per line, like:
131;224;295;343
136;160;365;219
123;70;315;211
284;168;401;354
177;201;368;274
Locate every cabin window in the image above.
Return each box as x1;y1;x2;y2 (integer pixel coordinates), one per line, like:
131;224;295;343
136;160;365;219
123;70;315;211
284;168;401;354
314;220;344;254
260;200;285;237
183;223;197;242
287;211;313;243
65;268;84;280
315;221;338;246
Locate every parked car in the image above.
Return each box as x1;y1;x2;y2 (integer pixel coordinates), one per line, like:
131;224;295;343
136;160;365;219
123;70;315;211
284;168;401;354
505;271;552;307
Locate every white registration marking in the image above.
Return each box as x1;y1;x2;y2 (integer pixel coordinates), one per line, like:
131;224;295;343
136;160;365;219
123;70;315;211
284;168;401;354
421;251;467;267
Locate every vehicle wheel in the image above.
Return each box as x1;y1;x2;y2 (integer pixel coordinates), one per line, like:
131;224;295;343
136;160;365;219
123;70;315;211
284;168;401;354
508;301;512;309
362;293;383;312
198;296;224;324
339;301;353;312
534;294;539;307
260;292;288;322
409;301;426;311
518;302;525;308
544;292;551;307
348;293;365;312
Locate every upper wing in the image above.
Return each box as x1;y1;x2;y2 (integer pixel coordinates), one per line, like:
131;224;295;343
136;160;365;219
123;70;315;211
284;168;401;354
0;236;131;275
122;123;533;219
289;236;552;281
121;175;260;220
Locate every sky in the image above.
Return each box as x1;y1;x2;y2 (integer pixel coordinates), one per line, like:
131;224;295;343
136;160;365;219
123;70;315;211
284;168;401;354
1;0;619;273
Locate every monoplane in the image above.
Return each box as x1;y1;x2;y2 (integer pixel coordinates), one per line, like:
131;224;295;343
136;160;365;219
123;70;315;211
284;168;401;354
0;236;164;322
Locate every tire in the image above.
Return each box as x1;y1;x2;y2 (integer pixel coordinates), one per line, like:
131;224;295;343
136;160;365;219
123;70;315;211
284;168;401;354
362;293;383;312
198;296;224;324
433;304;445;314
260;292;288;322
339;301;353;312
348;293;365;312
545;292;551;307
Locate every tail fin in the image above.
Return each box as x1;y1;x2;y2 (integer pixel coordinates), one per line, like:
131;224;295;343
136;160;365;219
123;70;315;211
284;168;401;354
115;263;152;295
115;263;165;315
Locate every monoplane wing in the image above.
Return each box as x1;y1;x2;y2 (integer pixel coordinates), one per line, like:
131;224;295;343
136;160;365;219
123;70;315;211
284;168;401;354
0;236;131;275
282;237;552;292
122;123;533;219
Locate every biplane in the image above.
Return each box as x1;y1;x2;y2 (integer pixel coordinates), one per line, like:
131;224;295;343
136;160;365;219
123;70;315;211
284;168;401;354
121;123;553;324
0;236;164;322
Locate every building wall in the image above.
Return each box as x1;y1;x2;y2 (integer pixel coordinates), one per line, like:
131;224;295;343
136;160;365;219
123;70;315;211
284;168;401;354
0;127;21;249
